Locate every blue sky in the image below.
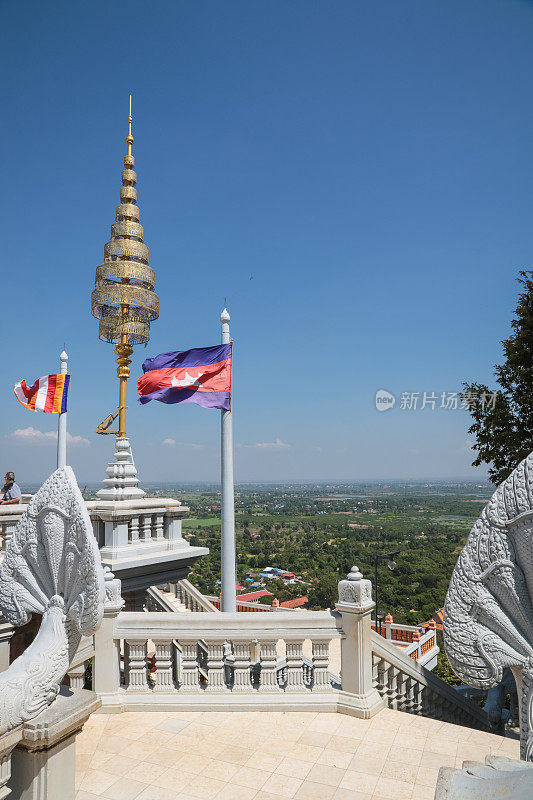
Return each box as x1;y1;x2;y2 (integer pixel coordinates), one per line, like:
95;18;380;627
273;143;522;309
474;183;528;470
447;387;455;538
1;0;532;485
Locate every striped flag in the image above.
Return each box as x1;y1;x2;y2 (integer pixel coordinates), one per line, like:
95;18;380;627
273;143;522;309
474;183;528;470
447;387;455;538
14;374;70;414
137;344;231;410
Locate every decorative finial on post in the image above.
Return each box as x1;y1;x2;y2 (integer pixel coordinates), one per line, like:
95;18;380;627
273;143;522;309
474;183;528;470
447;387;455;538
337;566;372;608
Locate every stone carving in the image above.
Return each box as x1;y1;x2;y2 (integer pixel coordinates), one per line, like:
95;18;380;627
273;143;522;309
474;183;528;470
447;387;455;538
444;452;533;760
103;566;124;612
435;755;533;799
0;466;105;734
337;566;373;609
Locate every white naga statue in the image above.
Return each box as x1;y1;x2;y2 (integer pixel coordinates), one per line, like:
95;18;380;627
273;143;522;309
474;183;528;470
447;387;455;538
0;466;105;734
444;452;533;762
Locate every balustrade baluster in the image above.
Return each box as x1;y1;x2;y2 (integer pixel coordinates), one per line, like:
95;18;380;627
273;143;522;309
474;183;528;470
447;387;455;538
125;640;149;691
232;641;252;691
205;640;226;691
140;514;152;541
384;664;395;708
178;639;200;692
172;641;181;685
311;639;332;691
259;640;280;692
154;513;164;540
129;515;140;543
67;662;86;689
285;639;305;692
153;639;174;692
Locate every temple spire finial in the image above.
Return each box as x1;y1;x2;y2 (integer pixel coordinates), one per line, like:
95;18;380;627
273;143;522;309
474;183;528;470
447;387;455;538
91;95;159;450
127;94;133;157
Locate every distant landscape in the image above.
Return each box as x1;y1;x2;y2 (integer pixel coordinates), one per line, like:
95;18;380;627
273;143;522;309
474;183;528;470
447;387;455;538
23;478;491;684
25;479;492;626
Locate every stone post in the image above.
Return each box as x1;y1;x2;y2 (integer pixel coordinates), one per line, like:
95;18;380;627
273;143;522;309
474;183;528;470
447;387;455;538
411;629;421;661
0;728;22;800
10;687;100;800
336;566;384;718
0;616;14;675
384;613;393;640
92;568;123;698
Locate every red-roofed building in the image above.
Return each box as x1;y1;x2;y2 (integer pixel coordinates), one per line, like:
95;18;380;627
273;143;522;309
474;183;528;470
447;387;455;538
422;608;444;631
236;585;245;594
236;589;273;603
280;596;309;609
282;572;295;584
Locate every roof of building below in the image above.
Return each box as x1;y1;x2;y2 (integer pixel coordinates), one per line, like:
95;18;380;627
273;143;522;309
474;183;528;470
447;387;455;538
237;589;273;602
422;607;444;630
280;596;309;608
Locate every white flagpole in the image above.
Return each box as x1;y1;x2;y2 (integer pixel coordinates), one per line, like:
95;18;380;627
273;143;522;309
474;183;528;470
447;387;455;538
57;350;68;469
220;308;236;612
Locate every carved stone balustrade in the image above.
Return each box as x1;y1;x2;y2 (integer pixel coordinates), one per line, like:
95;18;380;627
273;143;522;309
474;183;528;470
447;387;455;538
90;566;491;731
0;498;208;596
94;608;343;711
372;630;490;730
86;497;208;592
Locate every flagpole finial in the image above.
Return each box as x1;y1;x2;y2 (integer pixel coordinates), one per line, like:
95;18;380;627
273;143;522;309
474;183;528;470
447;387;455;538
221;307;230;323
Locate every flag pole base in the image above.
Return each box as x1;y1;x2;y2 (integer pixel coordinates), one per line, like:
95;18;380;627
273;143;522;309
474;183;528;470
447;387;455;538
96;437;145;501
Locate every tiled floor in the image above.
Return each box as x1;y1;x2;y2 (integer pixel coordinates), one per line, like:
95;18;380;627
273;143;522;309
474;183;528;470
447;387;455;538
75;708;520;800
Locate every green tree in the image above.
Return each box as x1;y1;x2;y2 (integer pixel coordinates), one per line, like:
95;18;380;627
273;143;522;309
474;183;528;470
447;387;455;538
308;571;339;609
463;271;533;485
433;635;463;686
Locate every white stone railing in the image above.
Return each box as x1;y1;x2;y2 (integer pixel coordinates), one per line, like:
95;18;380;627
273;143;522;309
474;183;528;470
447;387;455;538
0;502;208;597
171;580;220;612
91;566;490;730
372;619;439;667
0;505;26;552
371;630;489;730
403;628;438;668
0;501;185;553
205;594;293;612
98;609;343;712
86;498;187;551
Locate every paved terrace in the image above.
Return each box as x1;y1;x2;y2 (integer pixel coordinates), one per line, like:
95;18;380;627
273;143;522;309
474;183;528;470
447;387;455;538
75;708;519;800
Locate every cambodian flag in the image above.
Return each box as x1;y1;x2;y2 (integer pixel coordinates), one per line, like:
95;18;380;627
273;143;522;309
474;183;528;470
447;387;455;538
137;344;232;411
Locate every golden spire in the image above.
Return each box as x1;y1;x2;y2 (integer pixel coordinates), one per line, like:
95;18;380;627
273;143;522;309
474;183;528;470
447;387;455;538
127;94;133;156
91;96;159;438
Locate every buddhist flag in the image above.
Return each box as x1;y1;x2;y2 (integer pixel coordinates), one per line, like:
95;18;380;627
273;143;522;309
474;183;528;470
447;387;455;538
137;344;232;411
14;374;70;413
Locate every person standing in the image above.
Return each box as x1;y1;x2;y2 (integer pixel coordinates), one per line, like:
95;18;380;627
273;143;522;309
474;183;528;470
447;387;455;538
1;472;21;505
